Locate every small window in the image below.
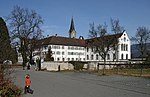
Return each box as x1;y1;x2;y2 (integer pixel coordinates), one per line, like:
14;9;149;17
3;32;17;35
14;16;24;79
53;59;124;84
107;54;110;60
72;58;74;61
68;58;70;61
87;48;89;52
62;46;64;49
121;54;124;60
124;37;126;42
87;55;89;60
56;51;60;55
96;54;99;60
126;54;128;59
62;52;64;55
113;53;116;60
91;55;94;60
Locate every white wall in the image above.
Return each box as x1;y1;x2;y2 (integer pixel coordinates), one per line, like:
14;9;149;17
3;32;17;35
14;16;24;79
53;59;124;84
41;62;74;71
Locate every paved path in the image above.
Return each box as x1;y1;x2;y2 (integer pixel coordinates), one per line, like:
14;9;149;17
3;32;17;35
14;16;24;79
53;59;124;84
13;68;150;97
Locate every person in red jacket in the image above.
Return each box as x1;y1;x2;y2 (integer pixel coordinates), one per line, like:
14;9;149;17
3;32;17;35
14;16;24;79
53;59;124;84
24;74;31;94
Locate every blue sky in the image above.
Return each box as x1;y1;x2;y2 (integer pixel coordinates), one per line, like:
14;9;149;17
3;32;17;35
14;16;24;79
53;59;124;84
1;0;150;38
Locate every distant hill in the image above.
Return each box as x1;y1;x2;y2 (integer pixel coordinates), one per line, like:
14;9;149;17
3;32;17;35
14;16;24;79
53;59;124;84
131;43;150;58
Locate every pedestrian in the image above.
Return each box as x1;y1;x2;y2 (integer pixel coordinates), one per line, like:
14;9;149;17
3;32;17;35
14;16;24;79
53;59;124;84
24;74;33;94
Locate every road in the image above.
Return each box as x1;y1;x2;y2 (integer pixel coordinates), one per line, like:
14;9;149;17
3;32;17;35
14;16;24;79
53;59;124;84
13;68;150;97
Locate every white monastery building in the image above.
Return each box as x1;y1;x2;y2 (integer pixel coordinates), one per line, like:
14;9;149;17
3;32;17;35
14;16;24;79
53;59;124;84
33;18;131;63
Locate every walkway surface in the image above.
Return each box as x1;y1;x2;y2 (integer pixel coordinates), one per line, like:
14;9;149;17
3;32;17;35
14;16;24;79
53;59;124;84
13;68;150;97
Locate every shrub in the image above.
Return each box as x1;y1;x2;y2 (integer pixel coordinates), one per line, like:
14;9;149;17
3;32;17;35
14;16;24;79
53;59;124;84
69;61;87;70
0;85;22;97
0;64;22;97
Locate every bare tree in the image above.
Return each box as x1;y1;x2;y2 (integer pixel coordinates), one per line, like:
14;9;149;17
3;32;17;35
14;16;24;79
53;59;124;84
110;18;125;62
111;18;124;34
88;23;117;75
6;6;43;69
132;26;150;76
132;27;150;60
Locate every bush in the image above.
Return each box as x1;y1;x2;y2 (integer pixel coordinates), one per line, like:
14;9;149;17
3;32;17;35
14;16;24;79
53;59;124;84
0;64;22;97
0;85;22;97
69;61;87;70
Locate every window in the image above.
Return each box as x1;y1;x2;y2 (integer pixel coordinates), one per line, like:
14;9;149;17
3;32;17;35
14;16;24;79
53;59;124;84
62;52;64;55
126;54;128;59
124;37;126;42
113;53;116;60
126;44;128;51
121;44;128;51
121;54;124;60
62;46;64;49
87;48;89;52
56;51;60;55
96;54;99;60
68;46;70;50
68;58;70;61
87;55;89;60
91;55;94;60
121;44;123;51
91;48;94;52
72;58;74;61
107;54;110;60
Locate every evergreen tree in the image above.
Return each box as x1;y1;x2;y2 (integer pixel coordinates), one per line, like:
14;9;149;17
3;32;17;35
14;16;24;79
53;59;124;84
0;17;17;64
45;46;54;61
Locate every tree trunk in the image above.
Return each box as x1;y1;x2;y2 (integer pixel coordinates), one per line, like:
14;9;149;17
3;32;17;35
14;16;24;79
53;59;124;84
102;58;106;75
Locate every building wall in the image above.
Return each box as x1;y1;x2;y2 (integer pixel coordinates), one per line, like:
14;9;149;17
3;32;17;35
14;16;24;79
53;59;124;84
32;32;131;63
85;32;131;62
118;32;131;61
40;45;86;62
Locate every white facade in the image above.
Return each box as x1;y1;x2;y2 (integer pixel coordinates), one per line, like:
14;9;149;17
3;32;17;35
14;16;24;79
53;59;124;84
39;45;86;62
33;32;131;62
85;31;131;62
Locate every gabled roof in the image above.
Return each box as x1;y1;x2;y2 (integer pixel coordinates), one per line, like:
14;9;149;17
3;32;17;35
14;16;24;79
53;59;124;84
38;33;123;47
39;36;86;47
85;33;123;46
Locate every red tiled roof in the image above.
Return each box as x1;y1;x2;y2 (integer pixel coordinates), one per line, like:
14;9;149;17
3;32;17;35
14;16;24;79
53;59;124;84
38;33;123;47
85;33;123;46
39;36;86;47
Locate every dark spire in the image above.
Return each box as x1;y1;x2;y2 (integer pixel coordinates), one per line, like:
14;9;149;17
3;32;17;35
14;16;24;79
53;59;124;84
69;17;75;33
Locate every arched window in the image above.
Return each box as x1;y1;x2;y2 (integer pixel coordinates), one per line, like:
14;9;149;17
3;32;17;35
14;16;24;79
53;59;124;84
68;58;70;61
91;55;94;60
107;54;110;60
96;54;99;60
126;44;128;51
121;54;124;60
121;44;123;51
72;58;74;61
87;55;89;60
126;54;128;59
113;53;116;60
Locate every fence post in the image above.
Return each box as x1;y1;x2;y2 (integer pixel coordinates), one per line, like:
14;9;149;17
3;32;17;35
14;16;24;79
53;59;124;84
140;65;143;76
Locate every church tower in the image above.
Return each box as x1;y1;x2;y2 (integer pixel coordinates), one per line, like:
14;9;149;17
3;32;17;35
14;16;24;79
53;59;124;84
69;17;76;38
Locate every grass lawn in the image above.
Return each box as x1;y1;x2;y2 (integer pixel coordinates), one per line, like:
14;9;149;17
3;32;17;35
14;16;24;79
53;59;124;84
97;68;150;77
